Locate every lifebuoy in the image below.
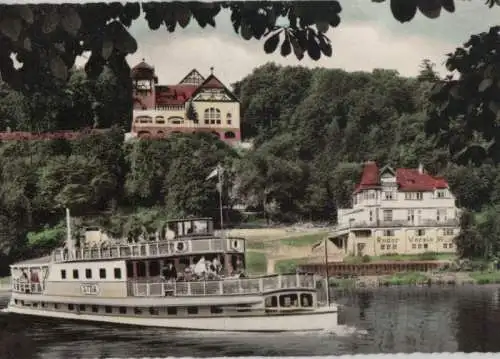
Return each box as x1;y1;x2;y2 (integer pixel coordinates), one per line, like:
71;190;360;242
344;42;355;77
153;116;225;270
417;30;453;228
175;241;186;252
230;239;241;251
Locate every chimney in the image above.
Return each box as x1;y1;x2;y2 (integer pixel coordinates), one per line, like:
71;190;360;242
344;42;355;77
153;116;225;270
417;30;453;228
418;163;424;174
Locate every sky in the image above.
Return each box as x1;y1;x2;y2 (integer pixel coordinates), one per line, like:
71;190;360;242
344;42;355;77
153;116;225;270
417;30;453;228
101;1;500;87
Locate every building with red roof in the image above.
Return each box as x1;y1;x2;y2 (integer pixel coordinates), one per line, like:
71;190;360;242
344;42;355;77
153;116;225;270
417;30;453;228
130;60;241;143
328;161;460;258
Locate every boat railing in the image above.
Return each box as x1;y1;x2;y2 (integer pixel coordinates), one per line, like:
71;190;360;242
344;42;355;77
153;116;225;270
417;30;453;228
11;279;43;294
51;236;246;262
127;273;317;297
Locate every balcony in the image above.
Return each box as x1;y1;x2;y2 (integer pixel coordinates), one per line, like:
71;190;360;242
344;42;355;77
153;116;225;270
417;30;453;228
335;218;459;231
11;280;43;294
155;105;185;111
127;273;317;297
51;237;246;263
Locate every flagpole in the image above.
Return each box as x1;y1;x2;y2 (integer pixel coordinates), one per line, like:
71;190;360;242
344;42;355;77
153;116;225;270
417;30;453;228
218;164;224;238
324;236;330;307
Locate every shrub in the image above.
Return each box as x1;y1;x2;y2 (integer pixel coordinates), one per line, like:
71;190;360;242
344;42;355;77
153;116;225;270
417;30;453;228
418;251;438;261
362;254;371;263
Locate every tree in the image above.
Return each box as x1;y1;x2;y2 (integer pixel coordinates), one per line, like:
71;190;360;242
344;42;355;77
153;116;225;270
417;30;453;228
417;59;440;83
1;1;498;93
454;210;483;259
425;26;500;165
186;100;199;124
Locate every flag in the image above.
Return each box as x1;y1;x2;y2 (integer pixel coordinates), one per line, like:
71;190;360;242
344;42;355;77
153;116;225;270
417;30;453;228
206;167;219;180
206;164;224;181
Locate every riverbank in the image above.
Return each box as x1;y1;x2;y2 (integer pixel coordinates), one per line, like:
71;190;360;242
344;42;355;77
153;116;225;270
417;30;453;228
329;270;500;289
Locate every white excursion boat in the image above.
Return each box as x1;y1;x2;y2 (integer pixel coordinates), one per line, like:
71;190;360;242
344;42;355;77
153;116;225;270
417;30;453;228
4;213;338;332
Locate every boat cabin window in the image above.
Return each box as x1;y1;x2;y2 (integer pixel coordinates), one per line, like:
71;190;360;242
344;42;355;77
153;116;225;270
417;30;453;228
54;303;59;309
105;306;112;313
236;304;252;312
72;269;79;279
79;304;86;311
210;306;223;314
279;293;299;308
149;307;159;315
92;305;98;313
300;293;313;307
99;268;106;279
149;261;160;276
136;262;146;277
85;269;92;279
114;268;122;279
167;307;177;315
60;269;66;279
265;296;278;307
166;218;213;238
187;306;199;315
68;304;74;311
119;306;127;314
134;307;142;314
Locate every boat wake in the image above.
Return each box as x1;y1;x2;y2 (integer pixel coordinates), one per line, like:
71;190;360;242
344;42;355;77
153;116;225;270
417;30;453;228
98;354;500;359
167;324;367;338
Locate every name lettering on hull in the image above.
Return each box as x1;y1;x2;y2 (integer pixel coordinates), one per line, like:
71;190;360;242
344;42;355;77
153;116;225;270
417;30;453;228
80;283;100;296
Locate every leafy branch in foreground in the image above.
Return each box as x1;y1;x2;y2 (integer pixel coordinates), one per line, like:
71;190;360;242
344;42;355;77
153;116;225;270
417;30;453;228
1;1;499;92
425;26;500;165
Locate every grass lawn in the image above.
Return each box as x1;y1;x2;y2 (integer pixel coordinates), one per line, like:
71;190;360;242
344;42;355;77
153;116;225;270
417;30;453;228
329;277;357;288
343;252;456;264
381;272;430;285
245;251;268;275
245;240;273;250
469;271;500;284
279;232;327;247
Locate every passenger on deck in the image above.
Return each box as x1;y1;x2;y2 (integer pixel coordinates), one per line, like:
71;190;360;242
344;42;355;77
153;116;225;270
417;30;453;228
161;262;177;282
212;257;221;274
30;270;39;283
194;257;207;280
20;269;28;282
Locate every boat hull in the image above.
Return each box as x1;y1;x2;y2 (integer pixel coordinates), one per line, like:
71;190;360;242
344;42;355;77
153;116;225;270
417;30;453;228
3;305;338;332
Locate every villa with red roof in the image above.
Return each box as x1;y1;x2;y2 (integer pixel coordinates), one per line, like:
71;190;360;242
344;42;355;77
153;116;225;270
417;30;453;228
130;60;240;143
327;161;460;258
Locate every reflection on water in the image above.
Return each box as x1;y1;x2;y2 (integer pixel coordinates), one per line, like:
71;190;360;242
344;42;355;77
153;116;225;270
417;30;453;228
1;286;500;358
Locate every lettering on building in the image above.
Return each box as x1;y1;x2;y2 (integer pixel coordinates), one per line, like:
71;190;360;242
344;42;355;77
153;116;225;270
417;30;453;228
376;237;399;244
408;237;434;243
81;283;100;296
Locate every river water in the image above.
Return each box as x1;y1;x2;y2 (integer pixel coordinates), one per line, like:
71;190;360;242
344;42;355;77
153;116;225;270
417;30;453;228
1;286;500;358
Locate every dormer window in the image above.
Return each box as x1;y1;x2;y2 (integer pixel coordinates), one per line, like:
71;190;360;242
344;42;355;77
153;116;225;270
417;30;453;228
405;192;423;200
436;189;447;198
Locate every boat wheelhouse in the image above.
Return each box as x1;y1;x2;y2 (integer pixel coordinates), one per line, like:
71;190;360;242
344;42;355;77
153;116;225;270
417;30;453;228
5;217;338;332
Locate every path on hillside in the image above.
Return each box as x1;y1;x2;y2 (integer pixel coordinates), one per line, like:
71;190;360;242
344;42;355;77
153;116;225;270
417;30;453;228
226;227;343;274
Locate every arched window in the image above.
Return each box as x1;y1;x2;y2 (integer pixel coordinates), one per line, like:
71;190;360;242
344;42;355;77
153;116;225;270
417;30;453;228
168;116;184;125
204;108;221;125
135;116;153;124
224;131;235;139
